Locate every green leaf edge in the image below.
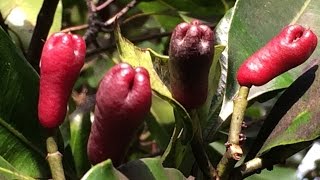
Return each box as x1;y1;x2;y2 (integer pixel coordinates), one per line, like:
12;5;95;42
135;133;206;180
258;110;318;155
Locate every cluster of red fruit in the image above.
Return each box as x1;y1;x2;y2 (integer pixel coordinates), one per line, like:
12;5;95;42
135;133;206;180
37;21;317;166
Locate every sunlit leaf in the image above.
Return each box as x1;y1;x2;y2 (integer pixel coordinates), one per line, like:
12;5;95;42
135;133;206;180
115;22;171;97
0;0;62;50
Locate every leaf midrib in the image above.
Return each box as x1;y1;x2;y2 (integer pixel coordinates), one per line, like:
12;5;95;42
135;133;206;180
290;0;311;24
0;118;46;158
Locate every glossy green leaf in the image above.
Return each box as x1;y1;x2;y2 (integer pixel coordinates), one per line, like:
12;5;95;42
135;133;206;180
138;1;182;30
138;0;234;31
165;168;189;179
119;158;187;180
144;50;173;149
160;0;233;17
0;27;49;177
257;65;320;155
152;90;193;144
154;89;193;169
81;153;186;180
198;45;224;140
246;165;297;180
0;169;34;180
86;57;115;88
244;64;320;163
219;0;320;121
147;96;173;149
203;8;233;141
69;110;91;177
196;45;224;127
81;159;128;180
0;156;16;173
0;0;62;50
0;156;35;180
161;125;189;169
207;45;225;114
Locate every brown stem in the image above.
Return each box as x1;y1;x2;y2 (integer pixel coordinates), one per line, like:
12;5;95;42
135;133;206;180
61;24;89;33
239;157;264;176
27;0;59;72
216;86;250;179
230;157;278;179
95;0;115;11
228;86;249;146
46;130;65;180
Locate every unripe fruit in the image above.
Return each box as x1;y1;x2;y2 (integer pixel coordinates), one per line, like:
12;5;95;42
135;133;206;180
237;25;318;87
169;20;214;109
87;63;152;166
38;32;86;128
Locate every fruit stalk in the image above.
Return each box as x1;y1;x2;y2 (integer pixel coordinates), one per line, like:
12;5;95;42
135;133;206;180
217;86;249;178
38;32;86;179
46;131;65;180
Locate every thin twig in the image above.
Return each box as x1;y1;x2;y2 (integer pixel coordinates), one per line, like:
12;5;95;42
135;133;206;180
239;157;264;176
86;0;95;13
216;86;250;179
230;157;279;179
86;30;172;58
61;24;89;33
83;0;138;44
60;10;176;33
95;0;115;11
27;0;59;72
104;0;137;26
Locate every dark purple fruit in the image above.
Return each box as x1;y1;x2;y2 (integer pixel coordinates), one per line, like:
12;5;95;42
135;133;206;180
169;20;214;109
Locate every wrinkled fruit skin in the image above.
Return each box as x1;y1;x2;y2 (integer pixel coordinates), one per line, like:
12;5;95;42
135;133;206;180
87;63;152;166
237;25;318;87
38;32;86;128
169;20;214;109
